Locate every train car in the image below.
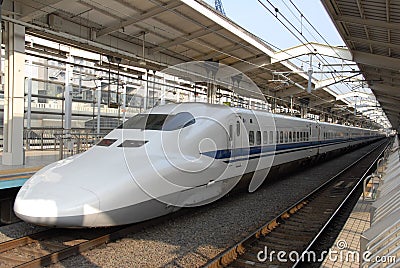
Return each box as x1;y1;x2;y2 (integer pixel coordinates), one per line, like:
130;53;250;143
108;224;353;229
14;103;383;227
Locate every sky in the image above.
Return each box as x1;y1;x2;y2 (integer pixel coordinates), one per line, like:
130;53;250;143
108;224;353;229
201;1;391;128
202;0;353;94
203;0;345;50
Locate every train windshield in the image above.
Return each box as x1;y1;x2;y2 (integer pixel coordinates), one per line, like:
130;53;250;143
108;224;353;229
118;112;195;131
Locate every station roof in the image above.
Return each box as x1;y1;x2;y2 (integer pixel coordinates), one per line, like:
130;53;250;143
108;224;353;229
5;0;368;122
322;0;400;129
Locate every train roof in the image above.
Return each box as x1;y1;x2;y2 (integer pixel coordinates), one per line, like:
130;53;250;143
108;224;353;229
148;103;377;131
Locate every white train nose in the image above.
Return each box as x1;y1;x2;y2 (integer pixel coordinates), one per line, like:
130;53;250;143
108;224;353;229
14;183;100;227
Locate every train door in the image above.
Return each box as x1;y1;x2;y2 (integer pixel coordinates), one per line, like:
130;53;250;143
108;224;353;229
229;115;243;167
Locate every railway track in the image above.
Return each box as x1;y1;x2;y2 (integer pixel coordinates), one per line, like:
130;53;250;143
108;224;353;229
206;139;390;268
0;209;187;268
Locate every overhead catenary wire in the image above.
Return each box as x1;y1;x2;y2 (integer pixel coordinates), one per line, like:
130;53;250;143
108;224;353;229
255;0;386;123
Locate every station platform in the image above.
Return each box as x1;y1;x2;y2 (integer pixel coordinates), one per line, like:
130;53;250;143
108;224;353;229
0;150;59;190
321;137;400;268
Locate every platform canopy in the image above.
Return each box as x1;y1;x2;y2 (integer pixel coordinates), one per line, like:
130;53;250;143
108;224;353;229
3;0;375;122
322;0;400;129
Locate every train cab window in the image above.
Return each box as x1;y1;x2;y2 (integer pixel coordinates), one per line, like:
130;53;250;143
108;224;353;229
249;131;255;146
118;113;167;130
280;131;284;143
269;131;274;144
256;131;261;145
236;121;240;136
118;112;195;131
263;131;268;144
162;112;196;131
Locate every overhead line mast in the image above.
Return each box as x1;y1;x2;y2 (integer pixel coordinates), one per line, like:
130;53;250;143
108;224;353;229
215;0;226;15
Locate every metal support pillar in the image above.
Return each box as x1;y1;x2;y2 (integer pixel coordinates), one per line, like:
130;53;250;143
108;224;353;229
290;95;293;116
64;54;73;150
121;76;127;119
176;87;181;103
207;83;216;104
307;54;313;93
271;97;276;113
204;61;218;104
96;84;101;135
160;77;166;105
354;96;358;116
143;69;148;110
25;70;32;150
2;20;25;165
301;106;308;118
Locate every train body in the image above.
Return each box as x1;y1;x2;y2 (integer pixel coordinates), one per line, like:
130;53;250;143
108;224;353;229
14;103;383;227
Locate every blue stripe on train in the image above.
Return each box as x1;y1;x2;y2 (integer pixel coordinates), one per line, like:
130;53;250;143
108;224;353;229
201;136;374;161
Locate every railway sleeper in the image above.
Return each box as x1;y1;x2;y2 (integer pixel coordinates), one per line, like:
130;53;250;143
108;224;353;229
266;231;314;241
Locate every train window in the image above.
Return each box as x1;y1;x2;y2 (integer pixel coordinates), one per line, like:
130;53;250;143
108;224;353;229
292;131;296;142
256;131;261;145
306;132;309;141
284;131;288;143
249;131;255;146
276;131;279;143
228;125;233;141
297;132;300;141
163;112;196;131
269;131;273;144
300;132;303;141
250;118;253;123
118;112;195;131
289;132;292;142
118;113;167;130
263;131;268;144
280;131;283;143
236;121;240;136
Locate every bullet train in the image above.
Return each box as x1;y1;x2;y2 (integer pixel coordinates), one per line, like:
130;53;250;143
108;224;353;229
14;102;383;227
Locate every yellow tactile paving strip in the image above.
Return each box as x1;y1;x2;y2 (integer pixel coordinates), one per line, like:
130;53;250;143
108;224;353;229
321;198;371;268
0;166;42;177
